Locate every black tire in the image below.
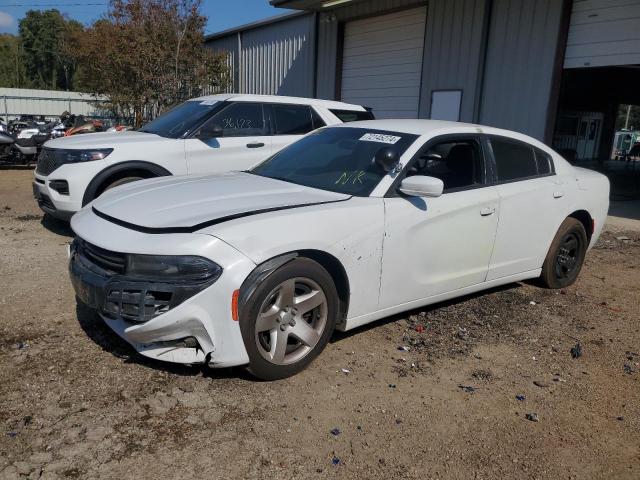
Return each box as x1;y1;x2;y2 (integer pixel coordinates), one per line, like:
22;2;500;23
103;176;144;192
239;257;339;380
539;217;588;289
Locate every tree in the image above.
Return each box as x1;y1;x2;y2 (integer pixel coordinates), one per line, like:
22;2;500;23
72;0;230;126
0;34;28;88
18;9;82;90
616;104;640;131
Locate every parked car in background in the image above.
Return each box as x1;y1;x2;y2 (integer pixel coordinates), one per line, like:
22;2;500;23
612;129;640;160
69;119;609;380
33;94;374;220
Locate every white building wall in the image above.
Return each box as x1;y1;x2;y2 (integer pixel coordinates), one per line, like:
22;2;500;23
0;88;107;121
565;0;640;68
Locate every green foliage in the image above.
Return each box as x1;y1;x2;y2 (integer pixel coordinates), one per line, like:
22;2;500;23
72;0;230;126
616;104;640;131
0;34;28;88
18;9;81;90
0;9;81;90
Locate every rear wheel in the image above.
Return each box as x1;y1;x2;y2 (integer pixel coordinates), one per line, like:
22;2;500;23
239;258;338;380
539;217;588;289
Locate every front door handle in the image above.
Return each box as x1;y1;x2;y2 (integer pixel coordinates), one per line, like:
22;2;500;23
553;191;564;198
480;207;496;216
246;142;265;148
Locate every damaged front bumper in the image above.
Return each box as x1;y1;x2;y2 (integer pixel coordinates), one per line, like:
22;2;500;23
69;239;221;365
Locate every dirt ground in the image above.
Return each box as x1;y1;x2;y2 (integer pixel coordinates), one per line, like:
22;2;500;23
1;168;639;480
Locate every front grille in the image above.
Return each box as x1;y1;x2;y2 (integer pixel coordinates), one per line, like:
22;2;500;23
104;288;172;323
36;149;62;175
77;239;126;274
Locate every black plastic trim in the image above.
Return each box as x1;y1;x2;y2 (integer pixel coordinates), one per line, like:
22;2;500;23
238;252;299;317
82;161;172;206
92;197;352;234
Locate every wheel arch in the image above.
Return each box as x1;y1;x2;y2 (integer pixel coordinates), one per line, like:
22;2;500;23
239;249;351;326
568;209;594;243
82;160;172;206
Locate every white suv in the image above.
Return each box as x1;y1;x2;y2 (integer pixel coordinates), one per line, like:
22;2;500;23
33;94;373;220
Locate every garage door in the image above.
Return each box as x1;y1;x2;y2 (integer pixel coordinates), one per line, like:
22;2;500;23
564;0;640;68
340;6;427;119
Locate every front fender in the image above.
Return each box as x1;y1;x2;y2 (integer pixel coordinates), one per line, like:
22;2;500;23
82;160;173;206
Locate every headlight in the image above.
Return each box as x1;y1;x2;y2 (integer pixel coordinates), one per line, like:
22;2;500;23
126;254;222;283
52;148;113;163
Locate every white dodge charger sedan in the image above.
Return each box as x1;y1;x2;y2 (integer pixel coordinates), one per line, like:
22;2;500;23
69;120;609;379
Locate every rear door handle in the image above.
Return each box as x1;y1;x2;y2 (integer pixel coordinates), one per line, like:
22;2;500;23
480;207;496;216
553;191;564;198
246;142;265;148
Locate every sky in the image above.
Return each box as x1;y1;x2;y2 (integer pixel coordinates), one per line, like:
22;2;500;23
0;0;292;36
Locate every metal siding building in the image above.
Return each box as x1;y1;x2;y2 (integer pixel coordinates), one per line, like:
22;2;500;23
206;13;315;97
478;0;568;141
0;88;108;122
565;0;640;68
206;0;640;145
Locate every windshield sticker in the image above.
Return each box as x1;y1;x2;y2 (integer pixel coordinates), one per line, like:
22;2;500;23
335;170;365;185
200;100;217;105
359;133;401;144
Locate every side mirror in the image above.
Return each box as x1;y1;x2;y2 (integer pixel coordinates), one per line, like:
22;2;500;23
373;147;399;172
399;175;444;197
198;123;223;139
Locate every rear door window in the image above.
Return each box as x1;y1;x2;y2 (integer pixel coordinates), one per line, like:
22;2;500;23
490;136;540;182
272;104;314;135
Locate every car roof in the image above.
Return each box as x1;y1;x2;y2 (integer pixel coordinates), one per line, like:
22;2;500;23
190;93;367;111
332;119;550;149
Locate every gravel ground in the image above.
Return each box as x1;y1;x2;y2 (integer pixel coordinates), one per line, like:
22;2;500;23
1;169;639;479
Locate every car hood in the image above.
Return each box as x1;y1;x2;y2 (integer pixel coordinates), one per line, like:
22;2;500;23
90;172;351;232
45;130;167;149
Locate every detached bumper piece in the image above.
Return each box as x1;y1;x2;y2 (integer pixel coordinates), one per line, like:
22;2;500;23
69;238;216;324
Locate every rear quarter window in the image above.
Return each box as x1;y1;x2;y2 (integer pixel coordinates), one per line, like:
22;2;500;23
329;109;375;123
533;147;555;175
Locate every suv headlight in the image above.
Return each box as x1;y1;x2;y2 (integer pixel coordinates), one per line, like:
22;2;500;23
53;148;113;163
126;254;222;283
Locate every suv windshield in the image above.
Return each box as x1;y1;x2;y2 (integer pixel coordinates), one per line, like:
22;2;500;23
251;127;418;196
138;100;222;138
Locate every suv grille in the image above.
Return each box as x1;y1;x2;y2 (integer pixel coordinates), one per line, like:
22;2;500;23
76;239;126;274
36;149;61;175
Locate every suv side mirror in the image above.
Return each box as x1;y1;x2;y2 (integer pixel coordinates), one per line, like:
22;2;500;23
399;176;444;197
198;123;223;139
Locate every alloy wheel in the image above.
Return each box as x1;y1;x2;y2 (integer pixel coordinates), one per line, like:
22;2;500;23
254;277;328;365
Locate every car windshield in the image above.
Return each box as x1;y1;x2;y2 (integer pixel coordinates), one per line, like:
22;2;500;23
138;100;221;138
250;127;418;196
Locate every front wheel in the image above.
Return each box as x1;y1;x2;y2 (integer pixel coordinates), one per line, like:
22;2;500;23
239;258;339;380
539;217;588;289
103;176;144;192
